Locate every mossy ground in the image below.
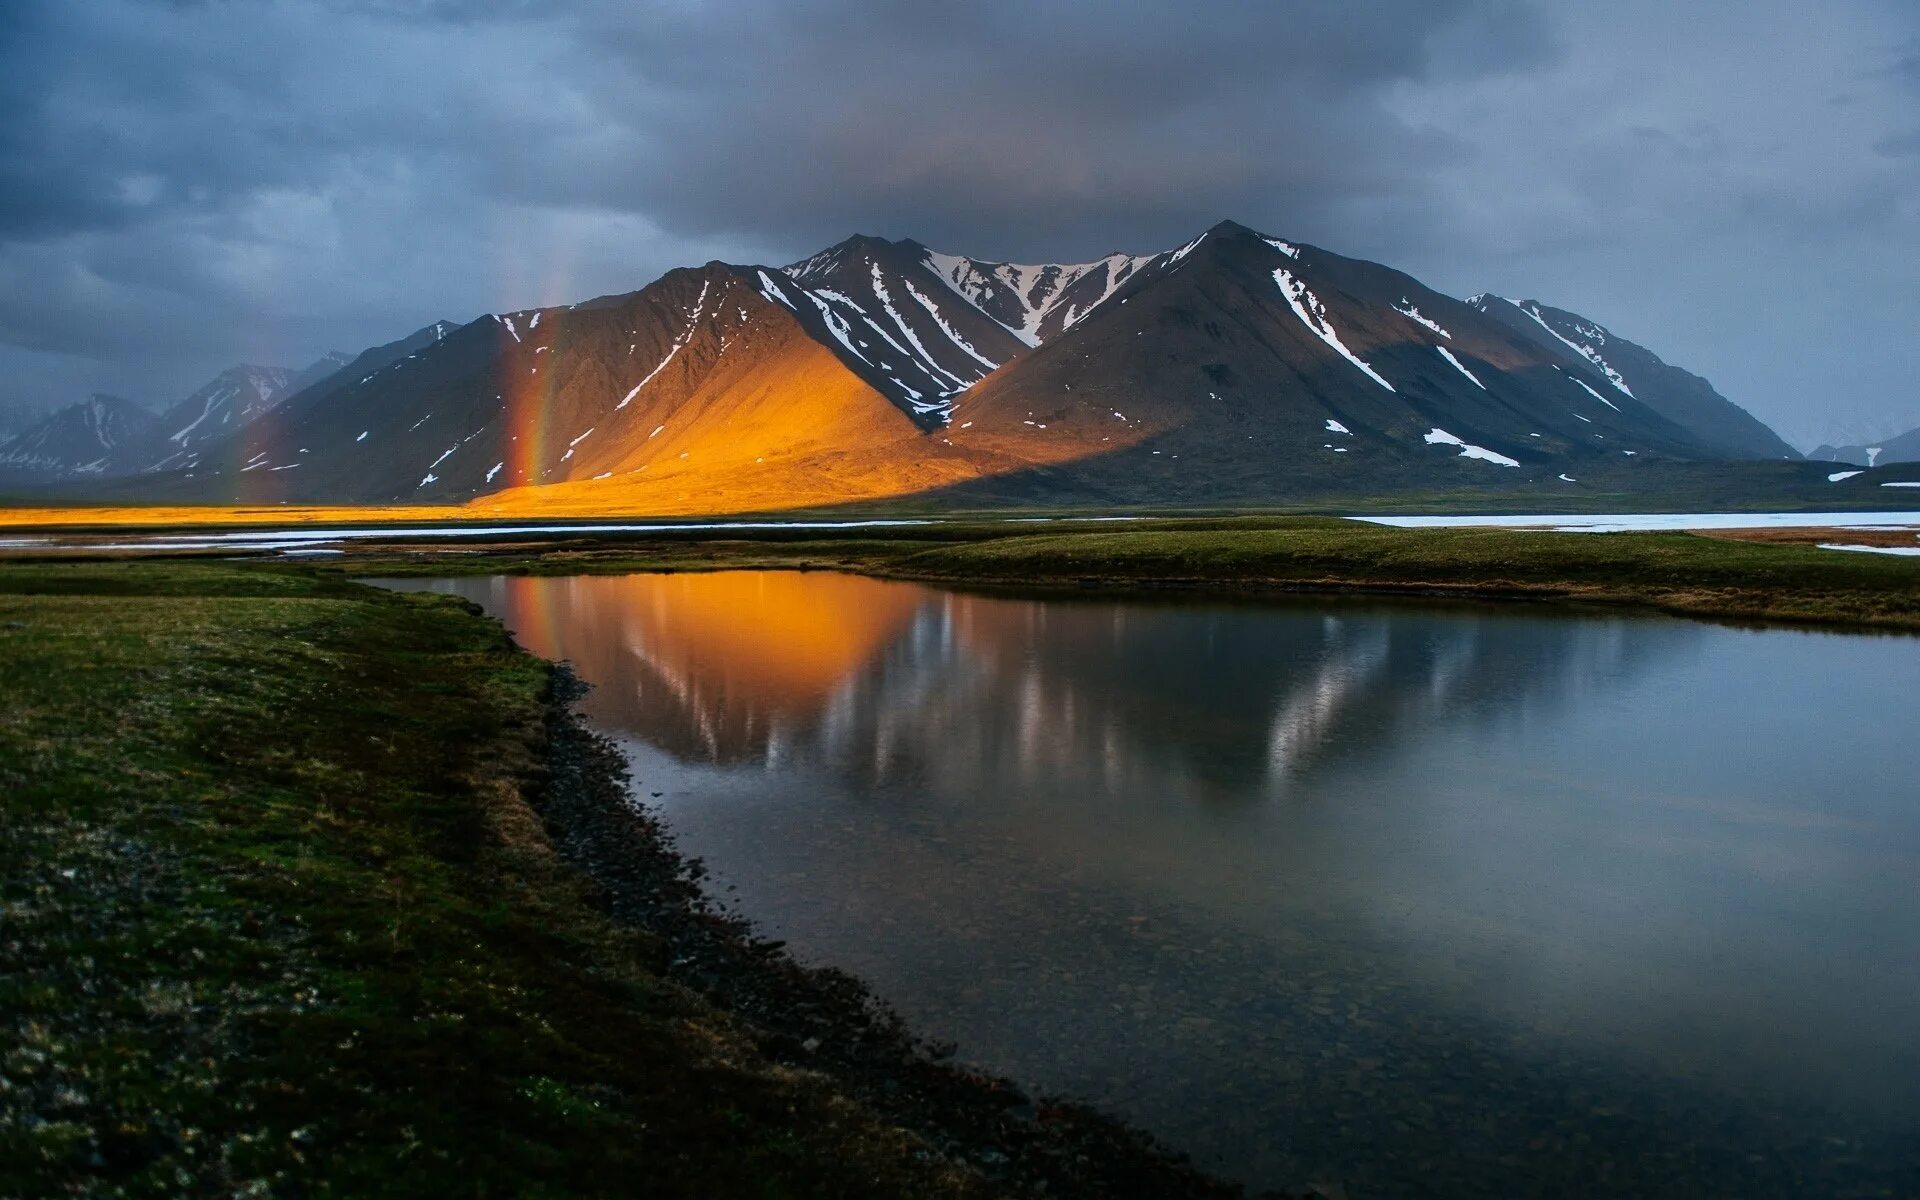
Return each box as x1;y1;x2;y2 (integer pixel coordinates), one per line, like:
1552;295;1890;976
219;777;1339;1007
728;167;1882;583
0;561;1013;1198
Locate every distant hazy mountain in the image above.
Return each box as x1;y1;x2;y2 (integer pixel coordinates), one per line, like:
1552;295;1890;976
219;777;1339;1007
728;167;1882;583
147;353;360;470
144;327;452;477
43;222;1806;511
1809;424;1920;468
0;394;166;480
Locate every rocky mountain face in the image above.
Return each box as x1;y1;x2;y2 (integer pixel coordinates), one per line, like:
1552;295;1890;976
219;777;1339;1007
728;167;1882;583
152;363;303;470
933;222;1747;505
0;395;166;480
149;352;366;471
1468;296;1801;462
1810;424;1920;468
45;221;1807;512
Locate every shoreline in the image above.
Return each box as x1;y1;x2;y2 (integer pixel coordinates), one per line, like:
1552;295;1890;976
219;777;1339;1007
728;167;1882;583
3;514;1917;632
310;516;1920;633
530;663;1252;1199
0;558;1268;1199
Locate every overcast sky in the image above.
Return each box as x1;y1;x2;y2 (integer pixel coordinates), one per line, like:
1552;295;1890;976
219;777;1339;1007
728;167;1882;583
2;0;1916;448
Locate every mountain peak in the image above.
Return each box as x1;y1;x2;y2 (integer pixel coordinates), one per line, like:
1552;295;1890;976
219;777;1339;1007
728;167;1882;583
1204;218;1259;238
784;233;928;281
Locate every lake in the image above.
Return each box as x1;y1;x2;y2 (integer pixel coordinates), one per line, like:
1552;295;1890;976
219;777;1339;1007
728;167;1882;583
378;571;1920;1198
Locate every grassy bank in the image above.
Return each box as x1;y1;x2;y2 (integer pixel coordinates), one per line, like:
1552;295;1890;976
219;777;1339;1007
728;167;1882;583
338;516;1920;632
0;560;1236;1198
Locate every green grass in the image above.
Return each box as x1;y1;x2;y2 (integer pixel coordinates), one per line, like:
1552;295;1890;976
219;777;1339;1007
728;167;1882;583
338;516;1920;631
0;560;997;1198
893;521;1920;628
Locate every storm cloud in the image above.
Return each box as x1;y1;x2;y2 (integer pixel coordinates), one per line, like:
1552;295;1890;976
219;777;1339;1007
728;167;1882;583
2;0;1916;447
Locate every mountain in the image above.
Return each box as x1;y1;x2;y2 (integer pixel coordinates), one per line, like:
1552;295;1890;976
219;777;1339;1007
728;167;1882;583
74;221;1806;513
148;353;356;471
156;365;294;457
135;269;987;508
0;394;166;480
143;328;453;477
1809;424;1920;468
777;232;1187;424
292;351;355;389
933;221;1764;505
1467;296;1800;461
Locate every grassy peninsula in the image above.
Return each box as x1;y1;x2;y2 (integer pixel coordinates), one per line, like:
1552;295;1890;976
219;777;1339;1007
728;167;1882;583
0;560;1236;1199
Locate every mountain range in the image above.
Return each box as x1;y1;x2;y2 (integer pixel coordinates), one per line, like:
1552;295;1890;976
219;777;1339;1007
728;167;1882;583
1810;424;1920;469
4;219;1873;513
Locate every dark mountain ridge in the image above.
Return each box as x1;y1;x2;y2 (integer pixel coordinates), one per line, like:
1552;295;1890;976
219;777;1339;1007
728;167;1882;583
25;221;1809;512
1468;296;1801;461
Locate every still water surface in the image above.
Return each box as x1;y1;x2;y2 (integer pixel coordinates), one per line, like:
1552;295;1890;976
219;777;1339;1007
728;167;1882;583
381;572;1920;1198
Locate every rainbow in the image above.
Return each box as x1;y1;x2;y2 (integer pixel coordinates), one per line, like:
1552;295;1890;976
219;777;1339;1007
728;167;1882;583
501;318;554;488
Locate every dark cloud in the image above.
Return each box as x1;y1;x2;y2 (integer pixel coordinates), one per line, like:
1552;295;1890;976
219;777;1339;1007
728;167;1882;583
0;0;1916;448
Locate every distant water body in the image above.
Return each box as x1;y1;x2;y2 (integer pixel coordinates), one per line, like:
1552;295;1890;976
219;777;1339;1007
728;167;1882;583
379;573;1920;1198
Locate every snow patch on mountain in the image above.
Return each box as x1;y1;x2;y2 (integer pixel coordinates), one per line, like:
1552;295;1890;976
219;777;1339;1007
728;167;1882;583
1393;300;1450;338
869;264;967;391
618;281;708;408
1568;374;1621;412
1424;427;1519;467
923;248;1157;346
1274;270;1395;393
904;280;1001;371
1517;302;1633;397
1435;346;1485;389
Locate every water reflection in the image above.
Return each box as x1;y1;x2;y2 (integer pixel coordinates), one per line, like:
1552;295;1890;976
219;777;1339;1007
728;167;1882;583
381;572;1920;1199
450;571;1677;801
479;572;925;762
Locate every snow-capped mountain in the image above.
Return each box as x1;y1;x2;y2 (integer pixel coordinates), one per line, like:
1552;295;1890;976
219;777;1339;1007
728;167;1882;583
141;327;453;477
63;220;1810;512
154;365;295;460
778;236;1026;422
138;264;964;506
148;354;356;470
920;242;1188;345
935;221;1755;505
0;395;165;480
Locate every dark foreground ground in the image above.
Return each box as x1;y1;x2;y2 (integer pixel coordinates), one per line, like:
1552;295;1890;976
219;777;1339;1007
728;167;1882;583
0;560;1254;1199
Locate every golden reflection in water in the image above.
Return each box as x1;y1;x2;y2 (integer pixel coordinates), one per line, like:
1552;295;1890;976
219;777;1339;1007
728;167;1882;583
486;571;926;762
459;572;1666;799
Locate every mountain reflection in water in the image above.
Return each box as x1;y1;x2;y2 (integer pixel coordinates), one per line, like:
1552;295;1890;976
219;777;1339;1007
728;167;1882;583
449;571;1674;797
379;571;1920;1200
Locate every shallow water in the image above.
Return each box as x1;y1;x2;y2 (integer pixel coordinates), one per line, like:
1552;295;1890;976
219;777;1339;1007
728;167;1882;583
1355;509;1920;531
380;572;1920;1198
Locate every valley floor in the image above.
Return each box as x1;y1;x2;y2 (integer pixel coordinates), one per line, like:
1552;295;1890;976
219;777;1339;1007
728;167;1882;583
0;560;1239;1199
333;516;1920;632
